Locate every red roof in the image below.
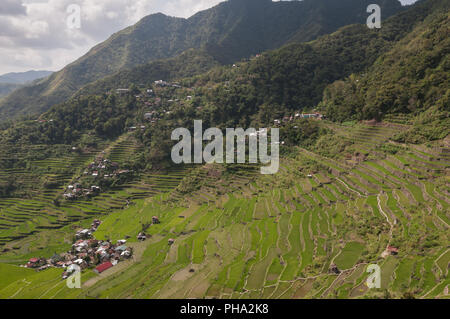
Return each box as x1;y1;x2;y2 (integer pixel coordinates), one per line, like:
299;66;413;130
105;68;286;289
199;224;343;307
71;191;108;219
29;258;39;263
95;262;113;273
387;246;399;253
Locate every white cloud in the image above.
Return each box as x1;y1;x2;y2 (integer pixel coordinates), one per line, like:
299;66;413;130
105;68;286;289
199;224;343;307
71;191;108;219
0;0;222;74
0;0;27;16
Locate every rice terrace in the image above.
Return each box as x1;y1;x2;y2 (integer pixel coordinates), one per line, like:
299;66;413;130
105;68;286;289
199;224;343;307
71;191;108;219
0;0;448;303
0;118;448;299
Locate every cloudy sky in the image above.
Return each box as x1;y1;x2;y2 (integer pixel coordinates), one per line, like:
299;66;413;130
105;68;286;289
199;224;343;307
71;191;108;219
0;0;419;75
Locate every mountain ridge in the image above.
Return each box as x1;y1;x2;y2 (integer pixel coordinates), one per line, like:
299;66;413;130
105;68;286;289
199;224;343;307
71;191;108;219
0;0;404;121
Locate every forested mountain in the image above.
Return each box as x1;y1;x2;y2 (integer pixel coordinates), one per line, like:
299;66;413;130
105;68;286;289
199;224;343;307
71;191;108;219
1;0;447;154
321;2;449;142
75;49;221;97
0;0;403;121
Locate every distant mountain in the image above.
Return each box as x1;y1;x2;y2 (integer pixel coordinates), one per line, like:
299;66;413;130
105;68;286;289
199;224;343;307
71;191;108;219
0;71;53;98
0;70;53;85
0;0;404;121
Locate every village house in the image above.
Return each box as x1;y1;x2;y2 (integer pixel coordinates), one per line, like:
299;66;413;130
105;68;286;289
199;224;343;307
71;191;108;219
91;219;101;230
137;232;147;241
64;193;75;200
26;258;45;269
296;112;324;119
76;229;92;239
330;263;341;274
94;261;114;274
387;246;399;255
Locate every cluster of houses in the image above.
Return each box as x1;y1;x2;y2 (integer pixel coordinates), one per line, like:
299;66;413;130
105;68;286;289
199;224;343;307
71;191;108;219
119;82;198;130
274;112;324;125
24;219;134;279
64;183;101;200
85;157;121;178
63;157;130;200
154;80;181;88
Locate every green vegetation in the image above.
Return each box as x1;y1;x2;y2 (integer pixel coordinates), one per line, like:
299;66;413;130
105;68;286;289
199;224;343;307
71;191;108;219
321;1;449;126
0;0;448;300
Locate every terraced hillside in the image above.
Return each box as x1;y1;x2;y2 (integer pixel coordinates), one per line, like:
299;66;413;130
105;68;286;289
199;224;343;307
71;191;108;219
0;122;447;299
0;134;189;255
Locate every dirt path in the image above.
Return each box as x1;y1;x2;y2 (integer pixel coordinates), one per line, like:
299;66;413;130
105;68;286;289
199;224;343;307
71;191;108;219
336;178;363;197
377;193;394;232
